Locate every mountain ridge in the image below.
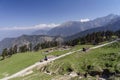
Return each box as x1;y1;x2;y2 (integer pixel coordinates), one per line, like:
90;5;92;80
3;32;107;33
66;18;120;40
47;14;119;36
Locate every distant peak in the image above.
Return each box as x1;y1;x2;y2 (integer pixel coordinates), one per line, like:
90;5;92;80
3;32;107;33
106;13;119;18
107;13;117;16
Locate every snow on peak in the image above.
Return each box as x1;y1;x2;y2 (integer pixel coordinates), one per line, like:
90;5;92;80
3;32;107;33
80;19;90;22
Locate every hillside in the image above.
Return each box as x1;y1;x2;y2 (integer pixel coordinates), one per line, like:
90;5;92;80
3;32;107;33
10;41;120;80
0;43;93;79
0;31;120;80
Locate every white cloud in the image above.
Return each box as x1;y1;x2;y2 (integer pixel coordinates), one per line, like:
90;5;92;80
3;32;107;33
80;19;90;22
0;23;60;31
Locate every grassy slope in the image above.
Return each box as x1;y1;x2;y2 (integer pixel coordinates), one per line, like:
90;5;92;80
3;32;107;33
11;41;120;80
0;49;70;78
0;51;43;78
46;42;120;74
0;45;92;79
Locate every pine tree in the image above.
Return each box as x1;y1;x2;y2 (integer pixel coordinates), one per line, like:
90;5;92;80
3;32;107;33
2;48;8;60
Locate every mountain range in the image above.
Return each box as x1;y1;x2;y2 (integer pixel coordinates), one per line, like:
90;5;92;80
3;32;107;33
46;14;119;36
32;14;119;37
66;17;120;40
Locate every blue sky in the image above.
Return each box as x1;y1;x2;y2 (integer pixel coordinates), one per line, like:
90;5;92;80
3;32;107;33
0;0;120;27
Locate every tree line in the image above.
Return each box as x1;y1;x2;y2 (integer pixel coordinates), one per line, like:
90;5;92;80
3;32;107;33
64;30;120;46
1;41;59;60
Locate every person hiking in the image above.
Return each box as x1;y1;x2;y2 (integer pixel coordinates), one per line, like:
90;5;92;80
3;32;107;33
83;48;86;52
44;55;48;61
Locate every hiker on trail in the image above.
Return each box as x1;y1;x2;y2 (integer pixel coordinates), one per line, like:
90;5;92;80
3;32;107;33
82;48;86;52
44;55;48;61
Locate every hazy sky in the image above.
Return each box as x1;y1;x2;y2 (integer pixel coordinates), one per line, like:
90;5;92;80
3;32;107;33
0;0;120;28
